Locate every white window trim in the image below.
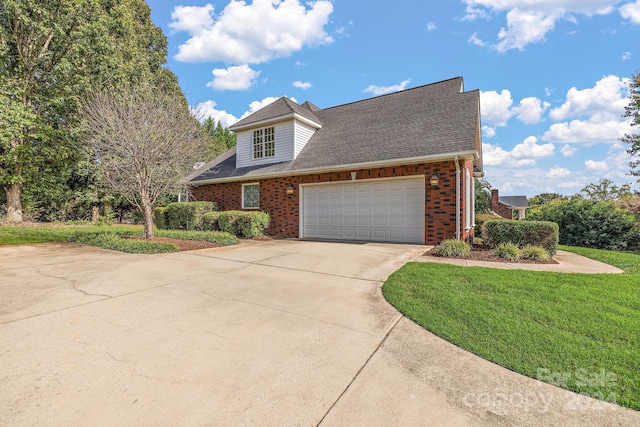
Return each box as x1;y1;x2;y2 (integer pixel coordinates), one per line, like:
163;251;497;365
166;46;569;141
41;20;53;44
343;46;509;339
252;126;275;160
465;168;472;230
242;182;260;209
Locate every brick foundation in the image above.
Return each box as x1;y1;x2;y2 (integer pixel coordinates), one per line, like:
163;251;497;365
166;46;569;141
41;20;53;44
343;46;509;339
191;161;474;245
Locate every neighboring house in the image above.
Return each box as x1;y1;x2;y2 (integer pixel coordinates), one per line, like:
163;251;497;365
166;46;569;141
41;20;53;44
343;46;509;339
186;77;483;245
490;189;529;220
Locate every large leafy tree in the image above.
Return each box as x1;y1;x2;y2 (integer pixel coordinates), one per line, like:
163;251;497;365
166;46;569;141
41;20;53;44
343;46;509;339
623;70;640;180
0;0;171;222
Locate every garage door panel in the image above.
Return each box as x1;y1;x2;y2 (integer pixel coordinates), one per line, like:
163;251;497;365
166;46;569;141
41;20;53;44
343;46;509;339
302;178;425;244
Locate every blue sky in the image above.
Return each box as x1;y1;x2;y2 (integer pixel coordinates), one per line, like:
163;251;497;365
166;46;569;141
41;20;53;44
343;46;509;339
145;0;640;197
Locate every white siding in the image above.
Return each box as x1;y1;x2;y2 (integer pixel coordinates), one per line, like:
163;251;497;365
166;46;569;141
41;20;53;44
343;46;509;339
294;120;316;157
235;121;295;168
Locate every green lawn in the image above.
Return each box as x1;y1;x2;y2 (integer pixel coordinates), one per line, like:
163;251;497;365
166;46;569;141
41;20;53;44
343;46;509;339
0;224;239;253
383;247;640;411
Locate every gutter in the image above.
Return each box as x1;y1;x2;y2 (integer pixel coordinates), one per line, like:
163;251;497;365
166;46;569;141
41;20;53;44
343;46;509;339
455;155;461;241
188;150;479;186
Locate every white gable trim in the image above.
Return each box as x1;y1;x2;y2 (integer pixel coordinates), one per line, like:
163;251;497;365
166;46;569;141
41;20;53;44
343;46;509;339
230;112;322;132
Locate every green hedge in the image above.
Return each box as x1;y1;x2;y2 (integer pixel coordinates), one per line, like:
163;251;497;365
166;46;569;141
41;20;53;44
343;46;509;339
164;202;218;230
201;211;223;231
217;211;271;238
153;207;167;229
483;219;559;256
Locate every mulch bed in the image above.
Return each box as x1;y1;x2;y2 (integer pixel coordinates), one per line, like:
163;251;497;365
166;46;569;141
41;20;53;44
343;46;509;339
424;244;559;264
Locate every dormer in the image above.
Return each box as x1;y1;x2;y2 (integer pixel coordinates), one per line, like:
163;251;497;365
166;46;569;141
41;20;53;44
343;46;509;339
229;97;323;169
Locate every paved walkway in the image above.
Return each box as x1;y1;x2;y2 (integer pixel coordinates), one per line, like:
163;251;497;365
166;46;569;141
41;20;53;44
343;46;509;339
1;241;637;426
416;249;624;273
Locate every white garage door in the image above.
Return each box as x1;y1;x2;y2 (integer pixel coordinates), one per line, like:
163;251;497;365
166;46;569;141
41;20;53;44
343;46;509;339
301;178;425;244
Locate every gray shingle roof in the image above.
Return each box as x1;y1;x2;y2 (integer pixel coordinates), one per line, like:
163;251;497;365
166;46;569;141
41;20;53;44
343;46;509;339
190;77;481;184
499;196;529;208
230;97;322;129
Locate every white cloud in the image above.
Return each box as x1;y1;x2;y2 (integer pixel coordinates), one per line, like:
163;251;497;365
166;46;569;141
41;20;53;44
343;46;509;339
543;119;632;143
468;32;487;46
462;1;622;51
546;167;571;179
293;80;312;90
585;160;609;172
561;144;578;156
513;97;550;124
363;79;410;96
427;22;437;31
623;51;632;60
483;143;536;167
620;0;640;23
511;136;555;159
480;90;513;127
172;0;334;64
482;137;553;176
191;100;239;128
557;180;586;189
549;75;630;121
206;65;261;91
169;4;215;35
482;125;496;138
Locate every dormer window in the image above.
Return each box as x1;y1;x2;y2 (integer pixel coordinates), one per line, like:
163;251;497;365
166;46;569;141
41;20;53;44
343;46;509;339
253;127;275;159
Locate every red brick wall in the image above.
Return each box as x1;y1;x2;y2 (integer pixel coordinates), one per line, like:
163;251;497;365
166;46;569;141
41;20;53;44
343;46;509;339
191;160;474;245
490;189;513;219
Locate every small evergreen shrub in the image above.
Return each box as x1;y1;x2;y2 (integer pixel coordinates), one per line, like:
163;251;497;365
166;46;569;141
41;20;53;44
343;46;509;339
165;202;218;230
153;207;167;229
217;211;271;238
433;239;471;257
521;245;550;261
475;213;504;229
483;219;559;256
201;211;223;231
237;212;270;238
495;242;522;261
155;229;239;246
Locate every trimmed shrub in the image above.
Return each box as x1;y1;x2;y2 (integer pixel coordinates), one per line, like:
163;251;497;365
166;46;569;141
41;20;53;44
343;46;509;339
165;202;218;230
155;229;239;246
475;213;505;230
433;239;471;257
237;212;270;238
521;245;550;261
153;207;167;230
495;242;522;261
483;219;559;256
201;211;223;231
217;211;271;238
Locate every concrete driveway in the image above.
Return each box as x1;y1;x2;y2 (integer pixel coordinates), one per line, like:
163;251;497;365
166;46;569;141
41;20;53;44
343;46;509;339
1;240;638;426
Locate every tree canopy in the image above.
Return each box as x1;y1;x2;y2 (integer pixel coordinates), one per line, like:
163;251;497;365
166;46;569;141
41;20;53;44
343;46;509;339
0;0;175;222
622;70;640;180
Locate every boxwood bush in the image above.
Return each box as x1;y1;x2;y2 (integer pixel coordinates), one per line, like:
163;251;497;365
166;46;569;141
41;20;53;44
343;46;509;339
153;207;167;229
483;219;559;256
217;211;271;238
164;201;218;230
201;211;223;231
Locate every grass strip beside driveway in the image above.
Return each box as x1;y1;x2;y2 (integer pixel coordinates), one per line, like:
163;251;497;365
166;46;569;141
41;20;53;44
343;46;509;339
382;247;640;411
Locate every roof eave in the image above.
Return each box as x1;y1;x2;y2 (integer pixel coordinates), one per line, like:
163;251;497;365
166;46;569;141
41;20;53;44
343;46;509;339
188;150;479;186
229;112;322;132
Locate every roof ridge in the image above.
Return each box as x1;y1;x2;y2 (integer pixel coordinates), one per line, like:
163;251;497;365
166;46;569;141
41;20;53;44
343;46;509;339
322;76;464;112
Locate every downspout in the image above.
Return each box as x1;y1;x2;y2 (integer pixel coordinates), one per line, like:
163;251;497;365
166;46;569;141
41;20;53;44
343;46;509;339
455;156;461;240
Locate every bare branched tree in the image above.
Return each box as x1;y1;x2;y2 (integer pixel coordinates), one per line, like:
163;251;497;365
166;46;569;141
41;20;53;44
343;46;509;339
83;87;206;238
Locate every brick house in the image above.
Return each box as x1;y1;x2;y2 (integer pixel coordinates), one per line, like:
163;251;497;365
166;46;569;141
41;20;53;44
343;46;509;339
490;189;529;220
186;77;484;245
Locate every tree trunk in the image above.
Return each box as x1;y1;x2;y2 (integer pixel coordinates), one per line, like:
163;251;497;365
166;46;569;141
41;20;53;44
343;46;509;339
91;206;100;223
142;202;154;239
5;184;24;223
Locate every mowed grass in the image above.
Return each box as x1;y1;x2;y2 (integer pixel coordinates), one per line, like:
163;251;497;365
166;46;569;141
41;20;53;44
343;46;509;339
0;224;238;253
383;247;640;411
0;224;142;245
